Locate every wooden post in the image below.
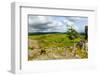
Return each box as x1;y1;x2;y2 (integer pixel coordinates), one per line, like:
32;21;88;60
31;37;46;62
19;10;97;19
85;26;88;40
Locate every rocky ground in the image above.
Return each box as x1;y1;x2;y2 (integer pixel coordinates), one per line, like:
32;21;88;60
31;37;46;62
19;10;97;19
28;39;88;60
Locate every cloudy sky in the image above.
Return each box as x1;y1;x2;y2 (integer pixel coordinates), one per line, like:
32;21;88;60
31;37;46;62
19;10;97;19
28;15;88;33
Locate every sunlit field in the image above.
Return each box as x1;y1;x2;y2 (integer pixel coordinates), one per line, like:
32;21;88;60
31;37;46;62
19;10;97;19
28;33;88;60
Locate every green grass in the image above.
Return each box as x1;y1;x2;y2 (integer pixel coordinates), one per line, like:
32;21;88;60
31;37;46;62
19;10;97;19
29;33;82;47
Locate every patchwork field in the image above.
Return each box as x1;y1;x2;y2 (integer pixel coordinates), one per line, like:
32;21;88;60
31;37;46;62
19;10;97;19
28;33;88;60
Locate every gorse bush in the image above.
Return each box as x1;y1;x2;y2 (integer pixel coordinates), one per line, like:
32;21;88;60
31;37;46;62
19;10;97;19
67;26;80;40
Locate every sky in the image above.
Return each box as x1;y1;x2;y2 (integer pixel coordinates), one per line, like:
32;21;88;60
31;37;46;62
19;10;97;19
28;15;88;33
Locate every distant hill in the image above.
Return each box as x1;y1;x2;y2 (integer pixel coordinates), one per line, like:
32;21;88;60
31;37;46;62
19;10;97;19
28;32;85;35
28;32;67;35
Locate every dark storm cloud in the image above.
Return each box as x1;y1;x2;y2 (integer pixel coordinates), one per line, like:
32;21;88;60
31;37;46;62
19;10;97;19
28;16;67;33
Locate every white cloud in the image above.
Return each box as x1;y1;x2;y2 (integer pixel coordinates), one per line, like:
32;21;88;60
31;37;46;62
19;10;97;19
49;21;67;32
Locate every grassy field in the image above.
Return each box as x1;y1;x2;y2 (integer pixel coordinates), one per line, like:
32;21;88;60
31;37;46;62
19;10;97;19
28;33;88;60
